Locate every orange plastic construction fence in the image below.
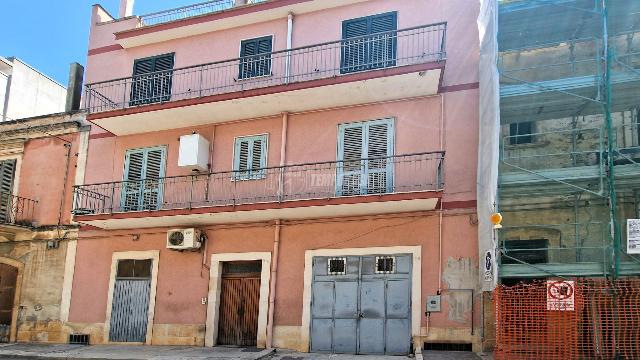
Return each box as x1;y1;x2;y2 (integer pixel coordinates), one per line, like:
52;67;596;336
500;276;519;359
494;279;640;360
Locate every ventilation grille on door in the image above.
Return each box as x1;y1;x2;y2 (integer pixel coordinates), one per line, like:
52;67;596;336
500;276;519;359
327;257;346;275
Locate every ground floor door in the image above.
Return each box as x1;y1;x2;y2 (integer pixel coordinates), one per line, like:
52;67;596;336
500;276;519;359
310;254;412;355
217;261;262;346
109;259;152;343
0;264;17;343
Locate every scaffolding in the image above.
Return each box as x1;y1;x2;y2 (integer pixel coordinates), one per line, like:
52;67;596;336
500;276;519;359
496;0;640;280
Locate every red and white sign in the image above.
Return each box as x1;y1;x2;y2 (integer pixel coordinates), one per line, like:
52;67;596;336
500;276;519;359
546;280;575;311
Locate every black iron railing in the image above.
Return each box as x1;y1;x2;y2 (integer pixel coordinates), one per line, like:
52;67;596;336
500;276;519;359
0;193;37;227
84;23;447;113
73;152;444;215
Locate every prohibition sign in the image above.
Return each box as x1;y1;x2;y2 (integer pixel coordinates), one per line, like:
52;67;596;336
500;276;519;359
548;281;573;300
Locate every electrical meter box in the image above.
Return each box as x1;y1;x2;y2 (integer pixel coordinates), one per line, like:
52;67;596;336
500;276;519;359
426;295;441;312
178;134;209;171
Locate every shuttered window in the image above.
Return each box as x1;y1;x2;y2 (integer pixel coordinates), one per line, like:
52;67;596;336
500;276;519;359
341;12;397;74
0;160;16;223
130;53;175;106
233;135;268;180
121;147;166;212
337;119;394;195
239;36;273;79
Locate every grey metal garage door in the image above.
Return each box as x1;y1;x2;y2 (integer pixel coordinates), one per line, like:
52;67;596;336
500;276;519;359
310;255;412;355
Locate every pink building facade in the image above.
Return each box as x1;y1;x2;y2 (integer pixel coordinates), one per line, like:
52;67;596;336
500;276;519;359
69;0;481;354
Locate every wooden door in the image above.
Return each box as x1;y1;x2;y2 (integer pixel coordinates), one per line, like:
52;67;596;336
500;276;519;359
217;261;261;346
0;264;17;343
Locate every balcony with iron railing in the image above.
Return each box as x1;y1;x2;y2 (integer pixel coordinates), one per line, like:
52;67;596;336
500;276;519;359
0;193;37;228
85;23;447;134
73;152;444;228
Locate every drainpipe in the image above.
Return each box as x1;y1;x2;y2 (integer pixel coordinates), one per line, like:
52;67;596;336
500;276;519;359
437;201;443;293
285;13;294;84
266;219;282;348
57;139;73;228
277;112;289;201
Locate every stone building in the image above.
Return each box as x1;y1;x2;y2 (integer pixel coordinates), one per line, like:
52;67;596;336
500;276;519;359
0;64;89;343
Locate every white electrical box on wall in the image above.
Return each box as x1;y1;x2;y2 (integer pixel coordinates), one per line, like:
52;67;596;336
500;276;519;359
178;134;209;171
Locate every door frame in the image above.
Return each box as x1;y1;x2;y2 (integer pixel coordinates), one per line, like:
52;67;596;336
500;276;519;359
205;252;271;348
103;250;159;345
0;257;23;343
301;246;421;352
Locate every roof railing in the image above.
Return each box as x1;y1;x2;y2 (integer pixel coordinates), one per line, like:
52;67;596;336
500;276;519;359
139;0;267;27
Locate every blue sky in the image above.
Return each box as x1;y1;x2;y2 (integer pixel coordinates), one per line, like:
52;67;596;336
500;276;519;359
1;1;197;85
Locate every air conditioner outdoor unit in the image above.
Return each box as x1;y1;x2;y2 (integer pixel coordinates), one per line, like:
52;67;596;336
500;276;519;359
166;228;203;250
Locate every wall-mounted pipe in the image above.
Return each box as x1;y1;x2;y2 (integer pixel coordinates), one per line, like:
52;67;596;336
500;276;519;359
266;219;282;348
285;13;294;83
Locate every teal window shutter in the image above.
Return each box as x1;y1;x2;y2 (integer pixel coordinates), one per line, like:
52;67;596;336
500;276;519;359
341;12;398;73
337;119;394;195
239;36;273;79
234;135;268;180
122;146;166;211
130;53;175;106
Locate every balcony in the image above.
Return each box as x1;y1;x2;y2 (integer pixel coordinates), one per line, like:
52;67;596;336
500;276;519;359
73;152;444;229
0;194;37;240
86;23;447;135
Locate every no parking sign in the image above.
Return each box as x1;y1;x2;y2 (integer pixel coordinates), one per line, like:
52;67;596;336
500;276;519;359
546;280;575;311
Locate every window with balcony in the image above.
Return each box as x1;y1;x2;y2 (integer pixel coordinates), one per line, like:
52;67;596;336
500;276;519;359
341;12;397;74
337;119;394;196
130;54;175;106
233;135;268;180
121;147;167;212
509;122;533;145
239;36;273;80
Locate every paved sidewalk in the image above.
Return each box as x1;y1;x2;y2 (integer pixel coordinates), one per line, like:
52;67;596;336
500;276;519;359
0;344;492;360
0;343;274;360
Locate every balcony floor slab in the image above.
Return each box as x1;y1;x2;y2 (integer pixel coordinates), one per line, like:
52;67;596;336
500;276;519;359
74;191;441;230
88;63;443;135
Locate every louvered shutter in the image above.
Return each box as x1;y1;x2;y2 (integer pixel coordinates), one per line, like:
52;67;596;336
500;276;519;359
122;151;145;211
234;135;267;179
338;119;393;195
369;12;397;70
366;122;392;193
341;12;397;73
152;55;174;103
131;58;155;105
130;54;174;106
338;126;364;195
0;160;16;223
341;18;369;73
141;149;165;210
122;147;166;211
239;37;273;79
251;138;264;170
